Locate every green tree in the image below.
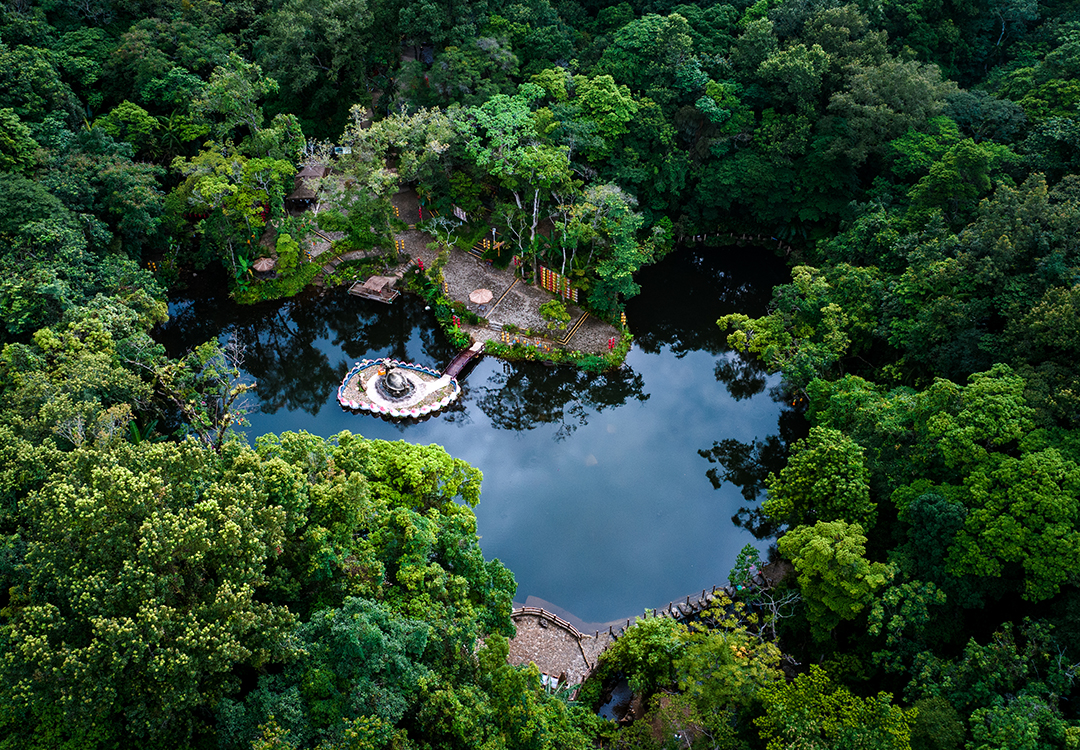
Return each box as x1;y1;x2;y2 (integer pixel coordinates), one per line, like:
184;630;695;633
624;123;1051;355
907;620;1080;747
675;592;783;716
217;597;430;749
0;108;38;173
596;13;701;107
256;0;378;133
758;43;830;107
755;665;917;750
763;426;875;529
1;291;166;447
720;265;883;392
909;697;964;750
539;299;570;330
461;86;573;276
597;616;686;695
0;439;297;749
906;139;1019;227
193;53;279;143
571;73;638;160
778;520;894;640
95;100;160;157
153;338;255;451
827;59;957;165
171;142;296;279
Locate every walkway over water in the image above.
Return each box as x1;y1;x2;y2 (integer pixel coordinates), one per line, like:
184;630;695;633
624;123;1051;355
443;341;484;378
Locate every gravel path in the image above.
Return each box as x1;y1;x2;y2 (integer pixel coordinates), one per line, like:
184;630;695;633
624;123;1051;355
438;248;620;354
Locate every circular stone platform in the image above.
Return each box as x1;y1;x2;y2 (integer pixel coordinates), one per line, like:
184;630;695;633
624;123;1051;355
337;358;461;419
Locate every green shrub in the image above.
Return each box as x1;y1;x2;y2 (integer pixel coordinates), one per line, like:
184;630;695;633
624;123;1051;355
235;263;321;304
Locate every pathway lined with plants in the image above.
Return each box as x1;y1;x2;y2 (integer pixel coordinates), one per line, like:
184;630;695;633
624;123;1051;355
303;185;628;364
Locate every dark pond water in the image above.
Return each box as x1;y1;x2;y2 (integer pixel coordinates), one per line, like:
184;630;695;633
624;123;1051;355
157;246;794;624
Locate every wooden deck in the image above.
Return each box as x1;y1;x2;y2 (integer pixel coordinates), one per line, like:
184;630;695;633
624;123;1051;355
349;277;400;303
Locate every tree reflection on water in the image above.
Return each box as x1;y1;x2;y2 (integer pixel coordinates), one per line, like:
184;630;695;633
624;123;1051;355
157;282;644;433
475;359;648;440
625;244;808;534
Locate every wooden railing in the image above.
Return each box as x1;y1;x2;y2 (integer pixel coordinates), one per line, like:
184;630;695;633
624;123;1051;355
511;606;586;640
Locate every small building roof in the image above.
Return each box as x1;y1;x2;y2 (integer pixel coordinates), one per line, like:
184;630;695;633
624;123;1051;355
362;276;397;292
286;185;317;203
297;164;328;180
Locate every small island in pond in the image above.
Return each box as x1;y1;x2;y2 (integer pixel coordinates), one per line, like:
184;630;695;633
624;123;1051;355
337;358;461;419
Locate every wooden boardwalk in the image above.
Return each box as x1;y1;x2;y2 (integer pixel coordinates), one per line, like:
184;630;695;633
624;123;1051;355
443;341;484;378
603;585;735;637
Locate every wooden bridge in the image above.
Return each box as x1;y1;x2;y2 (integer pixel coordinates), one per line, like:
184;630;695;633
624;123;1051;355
443;341;484;378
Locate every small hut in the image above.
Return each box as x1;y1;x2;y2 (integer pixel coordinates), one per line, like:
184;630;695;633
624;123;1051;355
349;275;400;303
286;164;329;214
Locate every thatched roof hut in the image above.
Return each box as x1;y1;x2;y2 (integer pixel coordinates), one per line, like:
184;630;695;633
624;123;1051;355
286;164;329;213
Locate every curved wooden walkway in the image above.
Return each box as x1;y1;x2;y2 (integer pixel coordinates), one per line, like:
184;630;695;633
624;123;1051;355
443;341;484;378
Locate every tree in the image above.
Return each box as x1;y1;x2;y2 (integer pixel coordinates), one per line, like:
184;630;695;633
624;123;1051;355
256;0;378;133
778;520;893;640
217;597;430;749
539;299;570;331
755;665;917;750
675;592;784;716
596;13;702;107
417;634;599;750
0;108;38;173
171;142;296;279
571;74;638;160
153;338;255;451
1;291;166;448
0;439;296;749
193;53;279;143
597;616;686;695
906;139;1018;227
588;208;653;318
460;85;573;276
757;43;830;107
909;697;965;750
45;129;167;251
95;100;159;157
763;426;875;529
907;619;1080;747
827;59;957;165
0;174;159;340
720;265;883;393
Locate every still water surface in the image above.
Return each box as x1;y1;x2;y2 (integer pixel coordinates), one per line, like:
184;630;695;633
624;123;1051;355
158;246;790;624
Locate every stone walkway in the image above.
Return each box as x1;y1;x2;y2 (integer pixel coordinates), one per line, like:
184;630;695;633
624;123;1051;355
391;189;620;356
507;608;613;689
293;186;622;356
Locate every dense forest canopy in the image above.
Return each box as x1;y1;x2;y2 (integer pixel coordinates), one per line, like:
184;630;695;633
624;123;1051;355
2;0;1080;746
